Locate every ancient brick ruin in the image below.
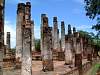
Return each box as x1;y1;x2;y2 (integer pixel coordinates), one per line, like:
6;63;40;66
0;0;100;75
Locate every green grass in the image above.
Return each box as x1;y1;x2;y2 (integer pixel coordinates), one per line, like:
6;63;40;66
91;63;100;75
84;62;100;75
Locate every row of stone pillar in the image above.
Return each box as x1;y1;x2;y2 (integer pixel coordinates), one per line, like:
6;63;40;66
41;14;95;75
15;1;96;75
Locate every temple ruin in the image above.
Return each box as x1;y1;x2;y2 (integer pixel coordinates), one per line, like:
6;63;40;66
1;0;100;75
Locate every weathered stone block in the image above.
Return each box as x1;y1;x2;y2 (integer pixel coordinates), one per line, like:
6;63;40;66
58;52;65;61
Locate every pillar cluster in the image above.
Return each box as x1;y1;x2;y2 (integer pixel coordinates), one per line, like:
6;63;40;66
16;1;34;75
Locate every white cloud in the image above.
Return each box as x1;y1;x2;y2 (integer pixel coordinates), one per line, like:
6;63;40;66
34;25;40;39
4;20;16;48
76;25;91;30
4;20;41;48
73;0;84;4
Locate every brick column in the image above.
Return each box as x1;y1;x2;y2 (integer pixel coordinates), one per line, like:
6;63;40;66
41;15;54;71
16;3;25;62
6;32;12;57
21;2;32;75
21;27;32;75
87;44;92;62
40;14;46;53
53;17;58;52
65;35;73;65
75;32;82;75
61;21;65;52
68;24;72;35
31;21;35;52
6;32;10;50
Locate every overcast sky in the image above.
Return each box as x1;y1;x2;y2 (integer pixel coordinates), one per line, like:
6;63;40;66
4;0;97;48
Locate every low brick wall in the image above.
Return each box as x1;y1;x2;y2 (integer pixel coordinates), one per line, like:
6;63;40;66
65;68;79;75
82;61;92;73
64;61;92;75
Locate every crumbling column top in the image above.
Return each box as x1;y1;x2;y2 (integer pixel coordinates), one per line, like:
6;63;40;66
41;14;47;17
74;32;80;38
73;27;76;33
53;17;57;22
17;3;25;14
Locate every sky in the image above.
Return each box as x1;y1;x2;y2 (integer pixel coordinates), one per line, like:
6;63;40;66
4;0;97;48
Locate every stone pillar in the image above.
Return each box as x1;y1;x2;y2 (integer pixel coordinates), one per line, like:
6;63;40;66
21;2;32;75
92;45;97;60
57;22;65;61
41;15;54;71
73;32;77;53
40;14;46;52
61;21;65;52
6;32;11;57
75;54;82;75
53;17;58;52
75;32;82;75
3;32;14;69
0;0;5;74
16;3;25;62
72;32;77;64
57;29;60;52
80;37;84;58
68;24;72;35
82;37;88;58
87;44;92;62
65;35;73;65
31;21;35;52
6;32;10;49
21;27;32;75
73;27;76;34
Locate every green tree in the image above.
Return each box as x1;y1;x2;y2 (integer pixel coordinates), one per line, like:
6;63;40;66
79;30;100;51
78;30;94;44
84;0;100;31
11;47;16;55
35;39;41;52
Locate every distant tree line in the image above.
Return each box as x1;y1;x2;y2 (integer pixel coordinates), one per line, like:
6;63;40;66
35;39;41;52
79;30;100;51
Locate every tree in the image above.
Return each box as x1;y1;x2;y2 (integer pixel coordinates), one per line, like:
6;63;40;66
79;30;100;51
78;30;93;42
84;0;100;31
35;39;41;52
11;47;16;55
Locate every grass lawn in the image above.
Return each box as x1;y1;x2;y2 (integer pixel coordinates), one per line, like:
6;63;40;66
84;63;100;75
